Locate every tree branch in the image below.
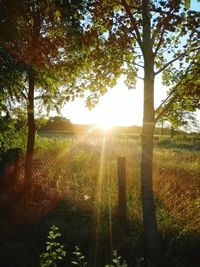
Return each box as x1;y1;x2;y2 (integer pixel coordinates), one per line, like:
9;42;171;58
121;0;143;51
128;4;141;10
155;95;176;123
151;3;177;45
117;19;139;47
20;90;28;100
155;52;186;75
154;53;199;123
153;26;165;57
133;62;144;68
136;75;144;80
154;47;200;75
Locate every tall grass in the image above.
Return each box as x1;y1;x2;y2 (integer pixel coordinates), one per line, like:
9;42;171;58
0;135;199;266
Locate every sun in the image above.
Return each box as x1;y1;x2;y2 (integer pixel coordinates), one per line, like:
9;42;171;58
97;121;113;131
62;77;144;126
96;118;113;131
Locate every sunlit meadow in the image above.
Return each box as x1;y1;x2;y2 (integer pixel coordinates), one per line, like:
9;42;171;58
1;133;199;266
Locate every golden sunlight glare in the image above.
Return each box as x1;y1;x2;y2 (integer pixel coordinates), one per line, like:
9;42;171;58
96;119;113;131
61;77;145;126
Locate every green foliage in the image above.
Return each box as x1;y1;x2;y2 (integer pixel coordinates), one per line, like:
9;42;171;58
40;227;129;267
40;226;144;267
158;105;199;133
0;116;27;153
34;136;72;156
72;150;93;172
0;0;125;114
88;0;199;86
0;0;86;114
40;116;73;131
40;226;66;267
106;250;127;267
41;227;129;267
0;47;25;113
176;55;200;111
36;116;48;130
156;53;200;125
71;246;87;267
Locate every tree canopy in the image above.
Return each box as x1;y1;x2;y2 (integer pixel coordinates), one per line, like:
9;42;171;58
0;47;25;113
155;52;200;124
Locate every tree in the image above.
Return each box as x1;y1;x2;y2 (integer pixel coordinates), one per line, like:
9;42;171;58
0;0;122;188
40;116;73;131
87;0;199;263
0;0;88;188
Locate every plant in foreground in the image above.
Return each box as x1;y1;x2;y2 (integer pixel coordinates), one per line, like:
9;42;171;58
71;246;87;267
41;226;145;267
40;225;66;267
105;250;127;267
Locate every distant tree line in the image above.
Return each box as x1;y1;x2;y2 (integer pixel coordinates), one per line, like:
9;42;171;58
39;116;73;132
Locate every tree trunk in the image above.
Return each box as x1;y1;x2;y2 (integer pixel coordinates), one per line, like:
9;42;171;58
24;67;35;190
141;70;161;264
141;0;161;264
170;126;175;138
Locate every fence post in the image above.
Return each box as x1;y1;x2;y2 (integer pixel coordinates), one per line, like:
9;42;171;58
118;156;126;218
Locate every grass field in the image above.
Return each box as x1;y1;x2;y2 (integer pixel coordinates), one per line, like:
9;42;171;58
0;134;199;267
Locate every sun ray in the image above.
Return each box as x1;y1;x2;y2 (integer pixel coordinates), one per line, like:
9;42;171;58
91;131;107;265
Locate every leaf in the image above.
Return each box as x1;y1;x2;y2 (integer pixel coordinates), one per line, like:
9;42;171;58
185;0;191;9
46;245;51;251
55;10;61;17
71;261;79;265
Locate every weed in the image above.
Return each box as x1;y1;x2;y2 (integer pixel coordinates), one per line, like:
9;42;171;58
71;246;87;267
40;226;66;267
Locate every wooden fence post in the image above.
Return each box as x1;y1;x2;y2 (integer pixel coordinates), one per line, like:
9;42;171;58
118;156;126;218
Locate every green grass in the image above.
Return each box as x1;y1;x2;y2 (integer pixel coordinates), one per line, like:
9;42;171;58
0;135;199;266
38;130;75;139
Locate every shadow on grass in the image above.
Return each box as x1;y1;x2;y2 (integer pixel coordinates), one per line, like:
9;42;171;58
0;192;144;267
155;138;200;151
0;144;199;267
155;197;200;267
0;189;199;267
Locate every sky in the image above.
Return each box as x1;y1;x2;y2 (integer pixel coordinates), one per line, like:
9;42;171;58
62;77;145;127
57;1;200;128
61;75;168;127
60;69;200;128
